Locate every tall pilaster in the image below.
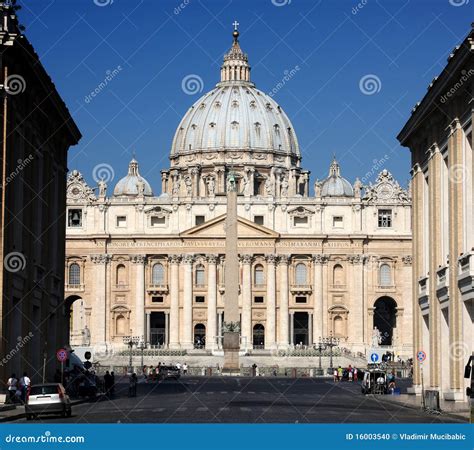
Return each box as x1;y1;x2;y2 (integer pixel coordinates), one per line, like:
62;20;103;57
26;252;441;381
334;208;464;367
168;255;181;349
241;254;253;350
182;254;194;349
265;254;277;349
131;255;146;341
206;254;218;350
312;254;327;344
90;254;111;345
278;255;290;348
348;254;364;351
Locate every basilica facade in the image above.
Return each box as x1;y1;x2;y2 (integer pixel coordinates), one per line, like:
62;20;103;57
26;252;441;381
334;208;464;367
65;28;412;358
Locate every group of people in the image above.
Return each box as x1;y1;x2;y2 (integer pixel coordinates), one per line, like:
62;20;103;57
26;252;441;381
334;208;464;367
103;371;116;396
6;372;31;404
142;362;188;381
333;365;358;382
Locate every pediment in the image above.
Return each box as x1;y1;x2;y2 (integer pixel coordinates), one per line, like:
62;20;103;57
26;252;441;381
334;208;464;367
181;214;279;239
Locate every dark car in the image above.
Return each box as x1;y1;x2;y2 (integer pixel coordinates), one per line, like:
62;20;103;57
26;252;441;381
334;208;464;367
159;365;181;380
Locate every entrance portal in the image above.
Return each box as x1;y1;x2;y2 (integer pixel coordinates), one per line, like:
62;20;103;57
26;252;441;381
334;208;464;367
253;324;265;349
293;312;309;346
373;297;397;345
150;312;166;347
194;324;206;348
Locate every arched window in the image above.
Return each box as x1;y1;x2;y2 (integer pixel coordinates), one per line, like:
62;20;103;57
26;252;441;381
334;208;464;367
69;263;80;285
152;263;165;285
116;264;126;286
379;264;392;286
254;264;264;286
116;315;126;335
195;264;205;286
295;263;307;285
333;264;344;286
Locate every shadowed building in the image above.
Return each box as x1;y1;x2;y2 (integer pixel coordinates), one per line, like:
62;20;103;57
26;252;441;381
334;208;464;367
65;27;412;364
398;24;473;403
0;3;81;384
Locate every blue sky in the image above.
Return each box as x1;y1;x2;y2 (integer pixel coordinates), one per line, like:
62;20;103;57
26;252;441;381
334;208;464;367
19;0;472;192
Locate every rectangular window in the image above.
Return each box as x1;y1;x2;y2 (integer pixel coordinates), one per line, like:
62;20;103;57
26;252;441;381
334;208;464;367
378;209;392;228
254;296;264;304
195;296;205;303
295;296;307;304
195;215;205;226
151;216;166;227
293;216;308;226
67;209;82;227
152;296;163;303
254;215;264;225
116;216;127;228
333;216;343;228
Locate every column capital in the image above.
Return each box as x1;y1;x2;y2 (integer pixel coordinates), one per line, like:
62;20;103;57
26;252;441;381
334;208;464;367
206;254;219;264
240;254;253;265
182;254;195;265
131;254;147;265
168;254;182;265
348;254;366;265
90;254;112;264
277;255;290;265
312;254;328;264
265;254;278;264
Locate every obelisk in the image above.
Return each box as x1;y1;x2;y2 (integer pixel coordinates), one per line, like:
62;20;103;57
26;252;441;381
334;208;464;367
222;170;240;372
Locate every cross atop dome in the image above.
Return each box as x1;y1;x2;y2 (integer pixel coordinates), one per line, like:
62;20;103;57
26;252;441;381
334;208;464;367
220;21;251;84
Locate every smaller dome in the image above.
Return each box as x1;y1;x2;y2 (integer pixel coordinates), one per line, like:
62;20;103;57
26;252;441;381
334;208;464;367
321;158;354;197
113;158;153;197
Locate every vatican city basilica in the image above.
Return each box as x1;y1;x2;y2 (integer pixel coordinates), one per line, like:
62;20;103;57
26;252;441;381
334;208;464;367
65;28;413;363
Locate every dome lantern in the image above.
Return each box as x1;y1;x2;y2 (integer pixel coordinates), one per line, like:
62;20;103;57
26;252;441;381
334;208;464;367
220;20;251;84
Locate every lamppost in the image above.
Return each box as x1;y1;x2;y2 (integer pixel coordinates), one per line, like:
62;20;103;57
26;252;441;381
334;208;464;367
123;335;140;374
138;340;146;371
314;337;327;376
322;333;340;371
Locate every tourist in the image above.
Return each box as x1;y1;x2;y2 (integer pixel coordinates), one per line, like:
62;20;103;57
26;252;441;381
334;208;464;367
182;362;188;375
252;363;257;377
148;365;154;382
337;366;343;381
348;367;353;382
19;372;31;403
333;368;338;382
103;371;112;396
353;367;358;382
7;374;17;404
128;373;137;397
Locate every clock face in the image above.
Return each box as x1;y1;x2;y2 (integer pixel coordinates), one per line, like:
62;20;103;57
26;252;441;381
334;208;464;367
68;184;83;200
377;182;393;199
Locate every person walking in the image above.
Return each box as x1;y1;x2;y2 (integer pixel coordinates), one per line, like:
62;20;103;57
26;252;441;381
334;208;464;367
333;368;338;382
128;373;137;397
348;367;353;382
7;374;17;404
337;366;343;382
353;367;358;382
182;363;188;375
19;372;31;404
103;371;112;396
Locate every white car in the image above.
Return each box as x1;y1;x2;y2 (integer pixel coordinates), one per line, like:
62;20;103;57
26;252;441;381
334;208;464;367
25;383;72;419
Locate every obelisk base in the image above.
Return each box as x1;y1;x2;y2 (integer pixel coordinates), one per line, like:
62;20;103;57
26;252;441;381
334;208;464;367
222;331;240;374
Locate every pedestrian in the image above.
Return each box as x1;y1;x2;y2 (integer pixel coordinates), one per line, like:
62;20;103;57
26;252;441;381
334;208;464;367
7;373;17;404
348;367;353;382
110;371;115;395
252;363;257;377
148;365;154;382
337;366;343;382
176;362;182;371
103;371;112;396
333;368;338;382
128;373;137;397
19;372;31;403
353;367;358;382
182;362;188;375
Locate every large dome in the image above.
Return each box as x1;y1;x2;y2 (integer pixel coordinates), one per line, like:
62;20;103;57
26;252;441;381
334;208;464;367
170;27;300;157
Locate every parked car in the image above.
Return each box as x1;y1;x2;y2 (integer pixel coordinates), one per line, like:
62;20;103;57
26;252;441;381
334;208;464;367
159;365;181;380
25;383;72;419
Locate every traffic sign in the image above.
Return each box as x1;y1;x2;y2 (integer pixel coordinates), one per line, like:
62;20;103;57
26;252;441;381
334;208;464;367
370;353;379;363
56;348;68;362
417;350;426;362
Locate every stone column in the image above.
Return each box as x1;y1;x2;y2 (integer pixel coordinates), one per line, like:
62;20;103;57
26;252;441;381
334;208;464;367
308;313;313;346
165;311;169;347
348;254;364;351
312;254;327;344
146;312;151;344
278;255;290;348
206;255;218;350
182;254;194;349
168;255;181;349
131;255;146;341
241;254;253;351
218;312;223;349
90;254;111;345
265;254;277;349
289;312;294;345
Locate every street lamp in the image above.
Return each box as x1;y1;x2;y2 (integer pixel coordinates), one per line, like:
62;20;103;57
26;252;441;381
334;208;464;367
322;333;340;372
123;335;140;374
313;337;327;375
138;340;146;370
